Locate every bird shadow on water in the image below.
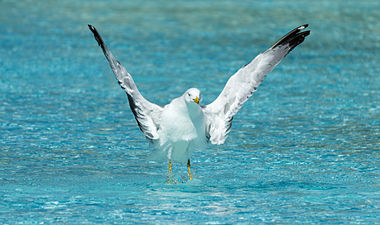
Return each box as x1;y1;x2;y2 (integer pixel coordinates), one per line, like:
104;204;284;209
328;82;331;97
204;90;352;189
165;175;199;185
145;177;205;200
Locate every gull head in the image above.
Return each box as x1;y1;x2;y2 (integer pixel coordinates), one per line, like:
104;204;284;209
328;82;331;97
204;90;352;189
184;88;201;105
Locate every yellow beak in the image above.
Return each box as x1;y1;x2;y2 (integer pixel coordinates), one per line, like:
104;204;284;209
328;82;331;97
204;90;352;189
193;96;200;104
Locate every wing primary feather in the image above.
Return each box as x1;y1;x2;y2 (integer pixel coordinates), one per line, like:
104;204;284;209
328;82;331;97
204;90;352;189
88;24;163;140
203;24;310;145
88;24;107;54
270;24;308;49
287;30;310;53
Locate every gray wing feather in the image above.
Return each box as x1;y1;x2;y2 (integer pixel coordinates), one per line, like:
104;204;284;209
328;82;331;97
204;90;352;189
203;25;310;145
89;25;162;140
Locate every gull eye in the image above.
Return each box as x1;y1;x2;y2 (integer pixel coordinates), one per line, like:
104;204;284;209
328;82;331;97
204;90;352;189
188;93;191;96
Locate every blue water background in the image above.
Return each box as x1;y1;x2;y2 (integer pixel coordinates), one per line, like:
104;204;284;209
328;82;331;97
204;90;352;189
0;0;379;223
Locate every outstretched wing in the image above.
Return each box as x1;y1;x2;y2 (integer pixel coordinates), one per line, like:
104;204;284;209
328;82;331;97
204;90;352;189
203;24;310;145
88;25;163;141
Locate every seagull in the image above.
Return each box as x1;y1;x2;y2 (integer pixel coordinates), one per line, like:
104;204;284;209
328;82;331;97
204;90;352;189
88;24;310;181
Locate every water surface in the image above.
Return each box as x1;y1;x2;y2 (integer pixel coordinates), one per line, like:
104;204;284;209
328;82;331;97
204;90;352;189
0;0;379;224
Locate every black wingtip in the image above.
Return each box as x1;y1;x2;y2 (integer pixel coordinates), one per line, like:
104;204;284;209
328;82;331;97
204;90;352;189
88;24;106;51
287;30;310;53
270;24;310;50
299;24;309;29
88;24;94;30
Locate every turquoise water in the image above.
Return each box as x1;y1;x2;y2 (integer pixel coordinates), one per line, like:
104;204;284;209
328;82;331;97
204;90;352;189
1;0;379;223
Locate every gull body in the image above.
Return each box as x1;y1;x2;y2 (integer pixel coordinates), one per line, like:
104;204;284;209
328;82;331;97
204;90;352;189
157;88;206;163
88;24;310;181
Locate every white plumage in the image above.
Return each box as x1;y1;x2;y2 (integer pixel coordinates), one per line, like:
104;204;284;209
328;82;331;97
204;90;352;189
88;24;310;172
153;88;207;162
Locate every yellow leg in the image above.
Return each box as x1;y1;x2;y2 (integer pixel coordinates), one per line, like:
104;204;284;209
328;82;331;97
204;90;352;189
166;160;172;183
187;159;192;181
169;159;172;176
